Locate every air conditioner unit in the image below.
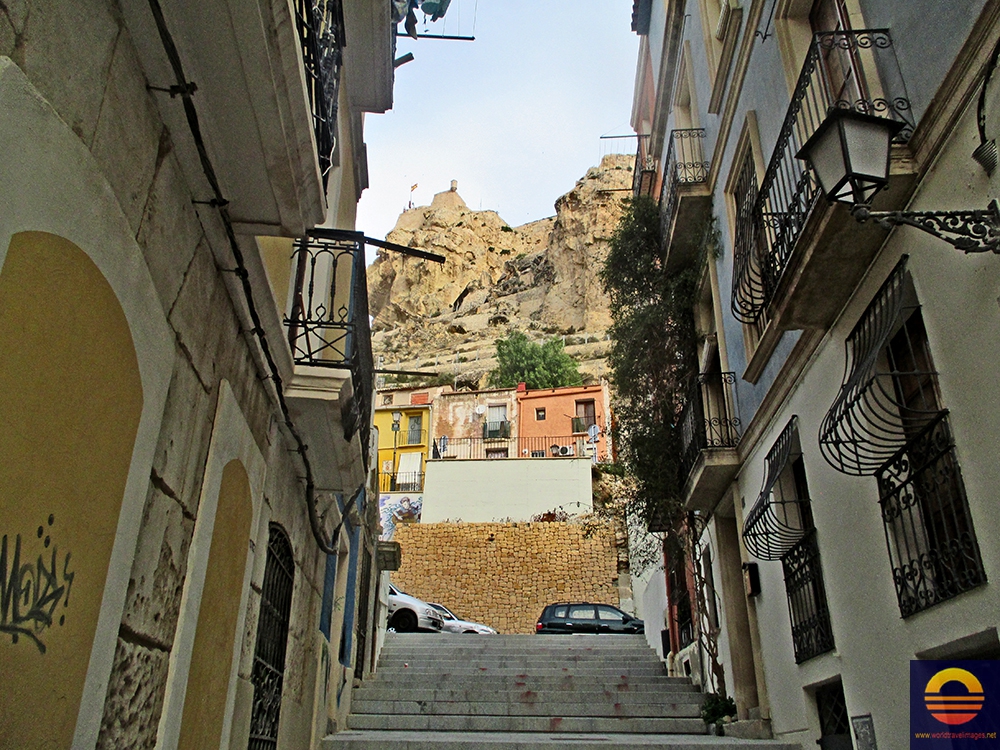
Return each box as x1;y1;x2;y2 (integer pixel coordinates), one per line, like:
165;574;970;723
582;443;595;457
558;445;575;456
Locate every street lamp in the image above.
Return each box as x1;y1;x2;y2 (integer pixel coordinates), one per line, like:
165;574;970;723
796;109;1000;253
390;410;402;491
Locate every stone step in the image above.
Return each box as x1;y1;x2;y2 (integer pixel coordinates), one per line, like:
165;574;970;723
359;674;696;692
353;686;702;703
346;713;709;734
376;667;670;678
324;730;803;750
350;697;702;718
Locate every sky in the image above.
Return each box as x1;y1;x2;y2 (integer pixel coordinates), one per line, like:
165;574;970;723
355;0;642;244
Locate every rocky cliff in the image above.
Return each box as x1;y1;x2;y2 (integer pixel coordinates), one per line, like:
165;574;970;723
368;154;633;386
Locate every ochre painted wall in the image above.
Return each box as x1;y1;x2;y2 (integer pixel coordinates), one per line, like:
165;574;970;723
177;459;253;750
392;521;619;634
0;232;142;747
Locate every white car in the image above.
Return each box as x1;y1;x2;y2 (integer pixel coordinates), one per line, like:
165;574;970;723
387;584;443;632
429;603;498;634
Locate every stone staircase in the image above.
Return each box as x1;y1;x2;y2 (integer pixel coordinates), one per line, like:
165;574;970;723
323;633;801;749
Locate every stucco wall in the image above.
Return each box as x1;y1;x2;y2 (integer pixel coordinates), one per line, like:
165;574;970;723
392;521;620;634
420;457;593;522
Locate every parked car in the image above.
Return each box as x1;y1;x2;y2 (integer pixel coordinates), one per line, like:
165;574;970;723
429;603;498;634
388;584;444;632
535;602;644;634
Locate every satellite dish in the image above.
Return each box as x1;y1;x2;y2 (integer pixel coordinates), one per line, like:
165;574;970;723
474;404;487;415
587;424;601;443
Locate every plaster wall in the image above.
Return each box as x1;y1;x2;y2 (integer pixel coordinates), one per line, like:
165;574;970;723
420;458;594;523
734;96;1000;749
433;388;519;440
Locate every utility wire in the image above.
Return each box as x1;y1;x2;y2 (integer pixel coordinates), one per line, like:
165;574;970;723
146;0;357;555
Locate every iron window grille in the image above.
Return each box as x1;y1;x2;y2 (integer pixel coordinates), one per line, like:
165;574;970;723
667;547;695;650
782;528;835;663
742;417;811;561
815;681;852;750
819;256;940;475
482;420;511;439
820;256;985;616
294;0;344;190
877;412;986;617
633;133;657;198
730;147;769;330
743;418;834;662
248;525;295;750
285;229;374;465
731;29;912;324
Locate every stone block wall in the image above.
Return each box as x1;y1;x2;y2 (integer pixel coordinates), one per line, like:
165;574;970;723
392;521;620;634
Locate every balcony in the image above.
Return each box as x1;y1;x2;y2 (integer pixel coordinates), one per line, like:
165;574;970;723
434;436;599;461
571;416;597;434
679;372;742;512
633;134;657;198
284;229;374;493
732;30;915;333
660;129;712;273
482;420;512;440
379;472;424;493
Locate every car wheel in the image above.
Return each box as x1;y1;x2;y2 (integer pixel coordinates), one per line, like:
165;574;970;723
391;609;418;632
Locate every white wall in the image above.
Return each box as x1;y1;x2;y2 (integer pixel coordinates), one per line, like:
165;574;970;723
420;458;593;522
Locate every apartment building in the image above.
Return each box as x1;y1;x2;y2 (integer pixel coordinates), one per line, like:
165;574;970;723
0;1;414;746
631;0;1000;746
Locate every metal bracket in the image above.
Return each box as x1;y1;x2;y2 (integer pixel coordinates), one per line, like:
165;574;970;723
852;200;1000;253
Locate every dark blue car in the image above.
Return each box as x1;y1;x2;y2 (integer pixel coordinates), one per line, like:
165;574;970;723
535;602;645;634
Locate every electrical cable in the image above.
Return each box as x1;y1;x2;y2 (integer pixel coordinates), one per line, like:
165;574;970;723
145;0;357;554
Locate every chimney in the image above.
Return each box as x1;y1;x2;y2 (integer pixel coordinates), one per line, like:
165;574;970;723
516;382;527;392
450;180;458;192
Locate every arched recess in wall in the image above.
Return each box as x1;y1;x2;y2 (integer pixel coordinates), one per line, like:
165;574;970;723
0;231;143;748
248;524;296;750
156;381;267;750
0;57;175;748
176;459;254;750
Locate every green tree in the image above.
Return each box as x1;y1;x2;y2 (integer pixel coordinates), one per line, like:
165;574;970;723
487;331;583;389
599;195;705;529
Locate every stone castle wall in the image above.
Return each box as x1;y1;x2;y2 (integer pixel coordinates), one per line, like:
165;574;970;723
391;521;620;634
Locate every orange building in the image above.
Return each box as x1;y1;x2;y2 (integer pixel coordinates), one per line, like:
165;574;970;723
516;383;613;462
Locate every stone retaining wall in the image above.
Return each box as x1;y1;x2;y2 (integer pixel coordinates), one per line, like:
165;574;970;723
391;521;620;634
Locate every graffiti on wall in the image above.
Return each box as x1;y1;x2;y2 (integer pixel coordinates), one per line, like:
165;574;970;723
378;494;422;541
1;515;74;654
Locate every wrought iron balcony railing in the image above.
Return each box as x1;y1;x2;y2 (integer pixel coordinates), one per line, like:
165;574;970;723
571;416;597;434
633;133;657;198
294;0;344;190
379;472;424;493
732;30;913;323
286;229;374;465
678;371;741;483
433;435;601;461
659;128;710;242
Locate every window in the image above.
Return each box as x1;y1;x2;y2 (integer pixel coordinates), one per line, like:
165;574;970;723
815;681;852;750
485;448;508;459
597;606;623;621
573;400;596;433
406;414;423;445
536;407;546;421
697;0;743;113
819;257;985;616
248;525;294;750
484;404;510;439
730;140;770;356
743;418;834;662
569;604;595;620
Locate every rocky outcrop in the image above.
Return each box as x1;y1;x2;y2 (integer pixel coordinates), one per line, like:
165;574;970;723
369;155;633;386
